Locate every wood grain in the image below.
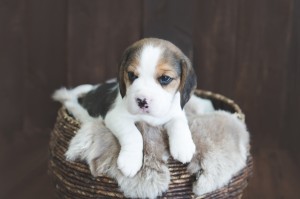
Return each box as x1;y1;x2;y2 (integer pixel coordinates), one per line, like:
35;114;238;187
283;0;300;154
143;0;194;59
193;0;238;98
233;0;294;149
23;0;68;134
0;0;26;138
67;0;142;86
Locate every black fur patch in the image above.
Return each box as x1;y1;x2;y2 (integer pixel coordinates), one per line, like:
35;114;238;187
79;82;119;118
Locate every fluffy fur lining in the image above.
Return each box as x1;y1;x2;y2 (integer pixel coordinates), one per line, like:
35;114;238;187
53;86;250;198
187;111;250;195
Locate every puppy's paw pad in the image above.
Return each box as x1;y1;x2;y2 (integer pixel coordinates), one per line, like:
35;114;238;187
117;151;143;177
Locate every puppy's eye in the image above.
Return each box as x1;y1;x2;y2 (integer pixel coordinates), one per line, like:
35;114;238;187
158;75;173;85
128;72;138;82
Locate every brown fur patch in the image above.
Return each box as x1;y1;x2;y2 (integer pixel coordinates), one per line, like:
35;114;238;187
156;62;180;93
120;54;141;90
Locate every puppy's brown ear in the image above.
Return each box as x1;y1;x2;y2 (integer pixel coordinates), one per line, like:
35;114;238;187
179;56;197;108
118;47;133;98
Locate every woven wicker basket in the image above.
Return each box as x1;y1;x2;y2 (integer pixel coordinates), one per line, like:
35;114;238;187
48;90;253;198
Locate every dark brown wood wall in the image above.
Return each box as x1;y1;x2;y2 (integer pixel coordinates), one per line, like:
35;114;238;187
0;0;299;198
193;0;300;152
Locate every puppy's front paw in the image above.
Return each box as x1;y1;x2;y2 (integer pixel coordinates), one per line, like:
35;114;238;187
117;150;143;177
170;136;195;163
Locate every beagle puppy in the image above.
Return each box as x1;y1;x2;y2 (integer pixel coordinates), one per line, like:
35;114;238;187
66;38;198;177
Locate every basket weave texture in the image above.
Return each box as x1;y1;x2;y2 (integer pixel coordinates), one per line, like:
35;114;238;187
48;90;253;198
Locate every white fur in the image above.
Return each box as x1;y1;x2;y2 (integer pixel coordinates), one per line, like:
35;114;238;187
104;95;144;177
184;95;215;117
165;114;195;163
65;117;104;162
52;84;97;123
124;45;175;118
139;45;162;76
105;45;195;177
52;84;95;104
105;77;117;83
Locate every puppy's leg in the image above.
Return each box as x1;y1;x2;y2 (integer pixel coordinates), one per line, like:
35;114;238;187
105;109;143;177
89;123;170;199
165;113;195;163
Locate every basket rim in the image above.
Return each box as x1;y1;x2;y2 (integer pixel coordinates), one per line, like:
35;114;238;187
194;89;245;121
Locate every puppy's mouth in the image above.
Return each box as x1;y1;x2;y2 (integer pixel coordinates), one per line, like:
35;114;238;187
138;108;150;114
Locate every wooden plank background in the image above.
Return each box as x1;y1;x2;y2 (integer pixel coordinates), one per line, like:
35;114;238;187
0;0;299;198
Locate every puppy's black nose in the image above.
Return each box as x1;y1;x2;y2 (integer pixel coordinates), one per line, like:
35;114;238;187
136;98;148;109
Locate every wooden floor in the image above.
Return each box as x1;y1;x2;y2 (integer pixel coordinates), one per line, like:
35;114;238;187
1;130;300;199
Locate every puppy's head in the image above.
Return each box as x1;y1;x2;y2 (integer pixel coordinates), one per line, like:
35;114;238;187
118;38;196;117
